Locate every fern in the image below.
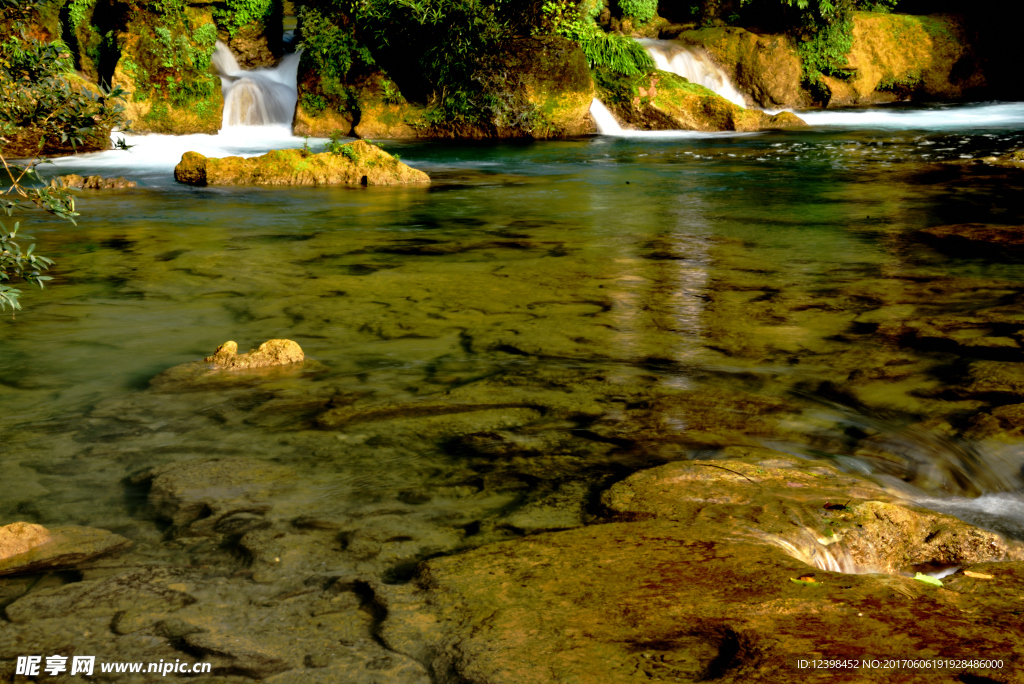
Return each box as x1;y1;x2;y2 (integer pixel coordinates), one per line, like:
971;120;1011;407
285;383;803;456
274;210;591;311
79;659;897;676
581;31;654;76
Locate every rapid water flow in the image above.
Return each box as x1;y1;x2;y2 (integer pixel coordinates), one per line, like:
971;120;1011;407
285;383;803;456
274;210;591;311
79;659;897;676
639;38;748;108
795;102;1024;129
212;41;301;128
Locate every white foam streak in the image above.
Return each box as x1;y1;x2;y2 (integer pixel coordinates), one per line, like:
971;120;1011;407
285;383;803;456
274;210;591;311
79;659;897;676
796;102;1024;130
914;492;1024;540
639;39;748;108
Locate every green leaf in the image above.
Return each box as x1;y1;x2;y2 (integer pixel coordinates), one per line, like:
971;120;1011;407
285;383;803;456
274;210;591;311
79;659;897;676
913;572;943;587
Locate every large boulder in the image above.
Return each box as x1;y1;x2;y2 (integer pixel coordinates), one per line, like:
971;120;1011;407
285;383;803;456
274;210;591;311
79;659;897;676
296;36;595;139
173;141;430;186
674;26;811;109
111;9;224;134
673;13;985;108
497;36;597;138
600;70;806;132
818;13;985;107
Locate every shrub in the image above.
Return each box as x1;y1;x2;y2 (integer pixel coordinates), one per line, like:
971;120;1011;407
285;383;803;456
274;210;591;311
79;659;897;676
541;0;654;75
618;0;658;23
0;13;127;155
214;0;276;37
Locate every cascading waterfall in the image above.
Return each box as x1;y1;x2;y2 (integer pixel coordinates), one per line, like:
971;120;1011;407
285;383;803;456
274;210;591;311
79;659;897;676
638;39;748;108
212;41;302;128
589;37;751;136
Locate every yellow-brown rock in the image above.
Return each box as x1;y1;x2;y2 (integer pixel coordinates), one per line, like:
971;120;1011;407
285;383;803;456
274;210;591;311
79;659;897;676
676;26;811;109
606;71;807;132
0;522;51;561
381;455;1024;683
819;13;984;107
0;524;132;576
204;339;304;370
174;142;430;186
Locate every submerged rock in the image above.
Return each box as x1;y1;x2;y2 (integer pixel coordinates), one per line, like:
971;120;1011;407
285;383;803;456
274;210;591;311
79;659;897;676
134;457;296;534
917;223;1024;260
382;456;1024;682
0;524;132;577
58;174;137;189
174;142;430;186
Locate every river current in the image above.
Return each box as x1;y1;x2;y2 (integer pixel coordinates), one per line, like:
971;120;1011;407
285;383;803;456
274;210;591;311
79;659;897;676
3;103;1024;582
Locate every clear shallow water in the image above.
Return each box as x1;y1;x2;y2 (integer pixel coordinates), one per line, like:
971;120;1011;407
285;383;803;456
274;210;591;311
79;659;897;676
4;104;1024;570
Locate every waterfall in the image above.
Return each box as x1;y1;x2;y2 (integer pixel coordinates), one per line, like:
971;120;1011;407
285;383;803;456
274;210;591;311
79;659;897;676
212;42;301;129
589;99;624;135
639;39;747;109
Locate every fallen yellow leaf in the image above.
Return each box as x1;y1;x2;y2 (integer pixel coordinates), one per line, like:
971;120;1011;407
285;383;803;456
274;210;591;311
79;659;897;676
963;570;994;580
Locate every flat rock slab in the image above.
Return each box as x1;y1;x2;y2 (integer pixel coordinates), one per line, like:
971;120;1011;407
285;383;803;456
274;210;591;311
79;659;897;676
388;521;1024;683
0;525;132;577
917;223;1024;260
382;457;1024;683
174;141;430;187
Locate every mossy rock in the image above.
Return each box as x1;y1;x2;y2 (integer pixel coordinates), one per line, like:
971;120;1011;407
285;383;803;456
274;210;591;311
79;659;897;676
111;8;223;134
676;26;810;109
294;35;596;140
498;36;597;138
598;69;806;132
383;457;1024;683
173;141;429;186
819;13;984;106
217;0;283;69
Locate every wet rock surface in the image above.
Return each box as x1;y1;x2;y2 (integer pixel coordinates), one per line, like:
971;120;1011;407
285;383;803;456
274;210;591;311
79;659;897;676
4;134;1024;681
917;223;1024;260
58;174;138;189
0;525;132;577
602;71;807;132
381;457;1024;684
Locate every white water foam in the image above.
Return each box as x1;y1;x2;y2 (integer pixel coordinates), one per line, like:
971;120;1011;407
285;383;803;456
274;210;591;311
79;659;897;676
213;42;301;129
639;39;748;108
914;492;1024;541
795;102;1024;130
42;127;313;184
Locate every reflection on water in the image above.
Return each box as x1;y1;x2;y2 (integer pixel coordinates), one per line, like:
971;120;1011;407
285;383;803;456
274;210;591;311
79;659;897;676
3;113;1024;579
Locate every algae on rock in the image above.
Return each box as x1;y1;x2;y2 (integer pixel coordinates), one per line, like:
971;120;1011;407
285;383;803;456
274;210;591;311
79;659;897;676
174;141;429;186
111;5;223;134
597;68;806;132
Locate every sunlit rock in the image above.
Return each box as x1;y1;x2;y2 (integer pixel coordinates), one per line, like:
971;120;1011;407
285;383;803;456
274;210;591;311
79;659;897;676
380;454;1024;682
204;339;304;370
0;524;132;577
174;142;430;186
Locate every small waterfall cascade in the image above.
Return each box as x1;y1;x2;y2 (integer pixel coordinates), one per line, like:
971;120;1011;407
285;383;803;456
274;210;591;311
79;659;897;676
639;39;748;109
212;42;301;128
589;99;624;135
